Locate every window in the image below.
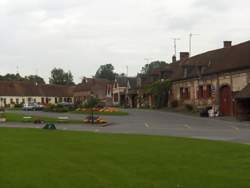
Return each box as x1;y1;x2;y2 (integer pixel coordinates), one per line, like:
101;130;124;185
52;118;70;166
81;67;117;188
180;87;190;99
180;87;184;98
197;85;204;99
10;98;14;104
114;94;119;102
185;88;190;99
16;98;19;104
206;85;212;98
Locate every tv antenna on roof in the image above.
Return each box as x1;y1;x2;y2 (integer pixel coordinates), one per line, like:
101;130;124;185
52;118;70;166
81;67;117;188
189;33;199;56
172;38;181;57
16;65;19;74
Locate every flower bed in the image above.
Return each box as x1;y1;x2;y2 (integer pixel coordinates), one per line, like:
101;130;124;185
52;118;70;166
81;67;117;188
76;107;119;113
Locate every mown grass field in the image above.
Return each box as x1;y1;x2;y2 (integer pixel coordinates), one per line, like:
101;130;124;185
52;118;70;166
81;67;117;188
73;111;129;116
0;128;250;188
1;112;84;124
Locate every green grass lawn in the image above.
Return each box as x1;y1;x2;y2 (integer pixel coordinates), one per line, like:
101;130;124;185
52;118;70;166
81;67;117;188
0;128;250;188
73;111;129;116
1;112;84;124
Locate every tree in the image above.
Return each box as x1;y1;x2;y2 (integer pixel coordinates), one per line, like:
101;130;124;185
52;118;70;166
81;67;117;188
83;96;100;124
49;68;74;85
141;61;167;74
25;75;45;84
0;73;46;84
145;80;172;109
0;73;25;81
95;64;116;81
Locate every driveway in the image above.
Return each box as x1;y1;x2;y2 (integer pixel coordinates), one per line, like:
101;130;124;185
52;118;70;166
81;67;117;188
1;109;250;144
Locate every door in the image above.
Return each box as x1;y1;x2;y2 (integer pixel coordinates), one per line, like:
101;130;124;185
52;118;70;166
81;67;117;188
220;86;232;116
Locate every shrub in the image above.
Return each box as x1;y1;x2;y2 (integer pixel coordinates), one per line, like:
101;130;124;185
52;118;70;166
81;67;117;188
43;104;70;113
170;100;178;108
185;104;194;111
55;106;69;113
14;104;23;108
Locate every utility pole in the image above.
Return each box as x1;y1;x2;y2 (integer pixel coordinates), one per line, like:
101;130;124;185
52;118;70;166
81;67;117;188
172;38;180;57
126;66;128;76
16;65;19;75
189;33;199;56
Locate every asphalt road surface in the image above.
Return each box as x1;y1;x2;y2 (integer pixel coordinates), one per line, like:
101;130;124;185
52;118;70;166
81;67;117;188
1;109;250;144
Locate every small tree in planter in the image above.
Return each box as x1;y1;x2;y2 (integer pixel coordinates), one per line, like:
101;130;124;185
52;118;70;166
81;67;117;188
83;96;100;124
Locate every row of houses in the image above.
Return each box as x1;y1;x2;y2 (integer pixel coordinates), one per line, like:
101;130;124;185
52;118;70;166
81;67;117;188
0;78;111;108
112;41;250;119
0;40;249;118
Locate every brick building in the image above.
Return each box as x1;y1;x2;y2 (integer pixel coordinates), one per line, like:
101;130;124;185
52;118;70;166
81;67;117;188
168;41;250;117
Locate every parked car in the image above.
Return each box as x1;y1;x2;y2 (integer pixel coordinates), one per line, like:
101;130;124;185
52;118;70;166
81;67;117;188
22;103;44;111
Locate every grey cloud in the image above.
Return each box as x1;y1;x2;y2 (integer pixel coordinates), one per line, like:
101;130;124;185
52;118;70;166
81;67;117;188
0;0;250;82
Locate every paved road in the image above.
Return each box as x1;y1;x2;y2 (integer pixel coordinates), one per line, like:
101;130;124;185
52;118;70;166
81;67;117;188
1;109;250;144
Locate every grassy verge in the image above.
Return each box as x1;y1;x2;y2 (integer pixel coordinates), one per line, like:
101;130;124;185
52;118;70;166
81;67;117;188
1;112;84;124
73;111;129;116
0;128;250;188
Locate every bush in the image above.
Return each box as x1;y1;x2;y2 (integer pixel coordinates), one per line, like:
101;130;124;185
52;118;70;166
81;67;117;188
55;106;69;113
43;104;70;113
185;104;194;111
170;100;178;108
14;104;23;108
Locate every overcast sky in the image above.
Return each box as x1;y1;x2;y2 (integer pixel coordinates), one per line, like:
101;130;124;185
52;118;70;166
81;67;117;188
0;0;249;83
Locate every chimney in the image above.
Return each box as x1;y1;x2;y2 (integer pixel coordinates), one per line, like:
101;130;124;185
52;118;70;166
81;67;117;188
180;52;190;62
224;41;232;48
172;55;176;63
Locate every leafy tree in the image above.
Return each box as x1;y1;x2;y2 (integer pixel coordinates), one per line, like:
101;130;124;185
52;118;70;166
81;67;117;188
0;73;46;84
0;73;25;81
83;96;100;109
95;64;116;81
145;80;172;109
25;75;45;84
49;68;74;85
141;61;167;74
83;96;100;124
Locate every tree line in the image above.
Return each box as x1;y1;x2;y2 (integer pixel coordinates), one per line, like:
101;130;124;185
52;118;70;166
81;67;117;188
0;61;167;86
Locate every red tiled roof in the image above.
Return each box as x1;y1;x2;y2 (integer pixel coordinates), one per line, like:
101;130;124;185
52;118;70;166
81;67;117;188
0;81;74;97
74;78;110;99
169;41;250;81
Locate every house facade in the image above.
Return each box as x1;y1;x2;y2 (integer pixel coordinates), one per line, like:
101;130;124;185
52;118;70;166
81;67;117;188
112;77;128;107
110;40;250;118
0;81;74;108
168;41;250;116
0;78;112;108
73;78;112;106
